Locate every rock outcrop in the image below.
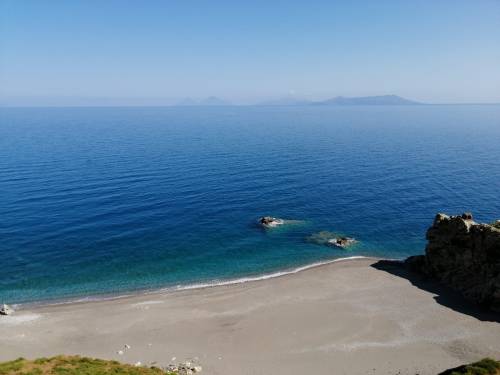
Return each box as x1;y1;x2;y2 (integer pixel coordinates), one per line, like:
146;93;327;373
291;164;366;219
259;216;285;228
327;236;357;249
306;231;357;249
406;213;500;311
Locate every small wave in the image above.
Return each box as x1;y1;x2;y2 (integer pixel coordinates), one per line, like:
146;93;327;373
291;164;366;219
167;256;371;292
15;256;376;309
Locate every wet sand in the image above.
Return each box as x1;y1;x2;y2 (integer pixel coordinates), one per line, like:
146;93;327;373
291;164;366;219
1;258;499;374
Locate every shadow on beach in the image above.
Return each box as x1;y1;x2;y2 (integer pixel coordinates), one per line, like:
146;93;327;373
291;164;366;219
371;260;500;323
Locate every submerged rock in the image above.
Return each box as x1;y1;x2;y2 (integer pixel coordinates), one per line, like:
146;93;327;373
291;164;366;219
327;236;357;248
405;212;500;311
0;304;13;316
307;231;357;249
259;216;285;228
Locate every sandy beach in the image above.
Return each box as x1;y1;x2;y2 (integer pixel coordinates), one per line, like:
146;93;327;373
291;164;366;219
1;258;499;375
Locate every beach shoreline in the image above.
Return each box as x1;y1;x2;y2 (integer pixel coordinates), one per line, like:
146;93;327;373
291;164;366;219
12;255;381;310
2;258;500;375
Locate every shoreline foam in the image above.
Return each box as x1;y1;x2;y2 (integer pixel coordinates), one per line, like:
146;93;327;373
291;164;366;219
16;255;384;310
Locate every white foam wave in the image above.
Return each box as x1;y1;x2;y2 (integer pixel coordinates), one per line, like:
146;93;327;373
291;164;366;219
165;256;371;292
15;256;376;308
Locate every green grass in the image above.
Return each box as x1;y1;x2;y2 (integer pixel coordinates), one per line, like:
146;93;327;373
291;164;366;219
440;358;500;375
3;355;497;375
0;356;175;375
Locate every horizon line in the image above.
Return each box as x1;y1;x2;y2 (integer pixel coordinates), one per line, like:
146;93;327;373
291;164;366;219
2;93;500;108
2;103;500;109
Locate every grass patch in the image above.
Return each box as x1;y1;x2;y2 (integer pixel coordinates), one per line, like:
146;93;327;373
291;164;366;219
440;358;500;375
0;356;175;375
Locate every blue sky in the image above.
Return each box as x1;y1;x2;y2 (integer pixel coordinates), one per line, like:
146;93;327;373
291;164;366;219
1;0;500;105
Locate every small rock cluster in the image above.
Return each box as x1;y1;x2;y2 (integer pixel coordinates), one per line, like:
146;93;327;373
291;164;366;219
113;343;202;374
164;360;202;374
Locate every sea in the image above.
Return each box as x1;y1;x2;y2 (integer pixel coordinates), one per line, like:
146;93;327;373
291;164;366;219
1;105;499;305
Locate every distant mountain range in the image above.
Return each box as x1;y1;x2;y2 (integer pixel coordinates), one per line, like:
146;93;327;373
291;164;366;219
176;95;419;107
315;95;420;105
0;94;426;107
259;95;421;106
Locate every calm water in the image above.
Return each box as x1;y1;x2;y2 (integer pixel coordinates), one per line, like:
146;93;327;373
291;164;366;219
1;105;499;304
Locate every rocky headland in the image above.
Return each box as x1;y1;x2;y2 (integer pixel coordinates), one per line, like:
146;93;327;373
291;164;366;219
406;213;500;312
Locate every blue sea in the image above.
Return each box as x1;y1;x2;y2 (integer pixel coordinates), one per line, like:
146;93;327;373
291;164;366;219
1;105;499;305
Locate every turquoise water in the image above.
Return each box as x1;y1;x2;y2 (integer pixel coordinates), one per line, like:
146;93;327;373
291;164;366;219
1;105;499;304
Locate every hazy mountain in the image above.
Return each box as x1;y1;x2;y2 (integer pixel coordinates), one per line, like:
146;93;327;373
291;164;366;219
200;96;231;106
314;95;421;105
256;95;421;106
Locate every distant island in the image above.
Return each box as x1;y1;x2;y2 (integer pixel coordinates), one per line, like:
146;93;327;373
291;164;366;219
176;94;420;107
259;94;421;106
313;94;421;105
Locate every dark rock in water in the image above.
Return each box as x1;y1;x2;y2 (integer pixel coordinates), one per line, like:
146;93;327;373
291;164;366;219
405;213;500;312
259;216;284;228
260;216;273;225
327;236;357;249
461;212;473;220
307;231;357;249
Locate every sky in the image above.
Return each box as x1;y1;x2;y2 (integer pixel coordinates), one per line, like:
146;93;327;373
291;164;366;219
1;0;500;105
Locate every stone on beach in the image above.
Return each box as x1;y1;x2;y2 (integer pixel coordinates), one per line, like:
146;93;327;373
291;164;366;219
165;360;202;374
0;304;13;316
165;364;178;372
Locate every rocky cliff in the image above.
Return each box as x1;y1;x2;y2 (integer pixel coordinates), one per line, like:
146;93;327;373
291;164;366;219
406;213;500;311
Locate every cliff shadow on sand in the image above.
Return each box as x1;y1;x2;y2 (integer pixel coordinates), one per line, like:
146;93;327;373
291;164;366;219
374;212;500;322
371;259;500;323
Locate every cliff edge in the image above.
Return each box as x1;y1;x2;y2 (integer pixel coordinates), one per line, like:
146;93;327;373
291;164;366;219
406;213;500;311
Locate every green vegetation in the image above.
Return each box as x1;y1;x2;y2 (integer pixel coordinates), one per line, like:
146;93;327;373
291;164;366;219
2;355;498;375
440;358;500;375
0;356;175;375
